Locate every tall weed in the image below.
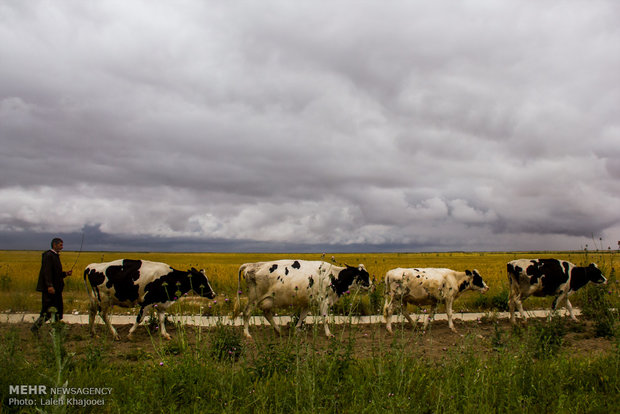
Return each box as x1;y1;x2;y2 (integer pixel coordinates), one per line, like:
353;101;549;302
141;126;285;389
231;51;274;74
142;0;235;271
580;267;618;338
209;322;244;362
526;314;567;358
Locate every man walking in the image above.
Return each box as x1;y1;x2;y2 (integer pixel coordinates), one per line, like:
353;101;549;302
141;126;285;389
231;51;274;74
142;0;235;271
31;238;72;333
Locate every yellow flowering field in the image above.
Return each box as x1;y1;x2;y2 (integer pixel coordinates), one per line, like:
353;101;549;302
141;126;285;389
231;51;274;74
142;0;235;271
0;249;615;314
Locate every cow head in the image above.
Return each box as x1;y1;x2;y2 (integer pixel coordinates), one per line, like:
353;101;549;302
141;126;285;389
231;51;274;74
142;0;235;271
466;269;489;293
189;268;216;299
331;264;371;296
586;263;607;284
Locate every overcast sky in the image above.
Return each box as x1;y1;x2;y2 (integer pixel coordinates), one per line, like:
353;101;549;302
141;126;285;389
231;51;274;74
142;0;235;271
1;0;619;253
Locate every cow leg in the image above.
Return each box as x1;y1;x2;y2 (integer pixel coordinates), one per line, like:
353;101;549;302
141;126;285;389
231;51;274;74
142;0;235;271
256;296;282;336
423;304;437;332
320;300;333;338
127;306;146;340
445;298;457;333
510;292;527;323
508;293;517;324
565;298;578;321
401;304;416;328
517;298;527;321
383;295;395;334
295;308;309;329
508;280;528;324
101;308;120;341
242;301;255;339
88;303;98;337
551;293;573;321
157;309;172;340
262;309;281;336
508;276;517;324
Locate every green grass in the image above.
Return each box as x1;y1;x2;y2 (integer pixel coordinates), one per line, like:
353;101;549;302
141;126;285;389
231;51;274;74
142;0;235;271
1;319;619;413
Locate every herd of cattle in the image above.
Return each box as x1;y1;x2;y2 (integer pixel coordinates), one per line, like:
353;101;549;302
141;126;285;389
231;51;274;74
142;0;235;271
83;258;607;340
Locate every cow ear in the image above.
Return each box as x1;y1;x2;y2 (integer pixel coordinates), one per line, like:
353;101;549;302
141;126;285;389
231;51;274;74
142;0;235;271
589;263;597;268
465;270;472;276
190;267;197;272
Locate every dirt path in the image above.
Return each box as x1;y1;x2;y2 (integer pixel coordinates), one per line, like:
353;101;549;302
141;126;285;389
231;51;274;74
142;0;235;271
0;308;581;326
2;315;614;364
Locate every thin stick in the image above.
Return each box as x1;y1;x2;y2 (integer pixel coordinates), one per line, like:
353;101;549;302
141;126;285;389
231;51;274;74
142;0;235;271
70;232;85;272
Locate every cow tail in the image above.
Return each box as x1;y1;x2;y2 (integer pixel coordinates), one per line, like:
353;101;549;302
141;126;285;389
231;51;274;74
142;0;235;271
83;268;97;312
506;263;519;299
232;264;246;320
506;263;515;288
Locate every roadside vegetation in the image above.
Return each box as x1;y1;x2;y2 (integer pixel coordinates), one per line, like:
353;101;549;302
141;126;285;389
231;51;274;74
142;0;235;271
1;309;618;413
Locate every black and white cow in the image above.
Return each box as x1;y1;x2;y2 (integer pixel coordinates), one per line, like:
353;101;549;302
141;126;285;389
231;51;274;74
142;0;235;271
507;259;607;324
232;260;371;338
383;268;489;333
84;259;216;340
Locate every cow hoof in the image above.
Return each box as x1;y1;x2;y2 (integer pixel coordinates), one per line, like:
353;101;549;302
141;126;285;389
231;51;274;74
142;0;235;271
163;334;172;340
113;335;121;341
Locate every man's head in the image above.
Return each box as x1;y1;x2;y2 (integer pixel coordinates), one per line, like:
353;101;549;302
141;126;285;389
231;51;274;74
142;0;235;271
51;238;64;251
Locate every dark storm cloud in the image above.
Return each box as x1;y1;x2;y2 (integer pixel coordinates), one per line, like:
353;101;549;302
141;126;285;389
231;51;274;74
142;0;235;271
1;0;619;252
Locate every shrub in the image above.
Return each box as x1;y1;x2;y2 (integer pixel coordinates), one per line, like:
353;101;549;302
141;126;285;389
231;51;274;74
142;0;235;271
579;268;618;338
209;323;243;362
492;320;506;350
491;289;509;311
472;293;491;309
527;315;566;358
247;340;297;379
84;343;105;369
473;288;509;312
368;280;384;314
0;271;11;291
325;335;356;379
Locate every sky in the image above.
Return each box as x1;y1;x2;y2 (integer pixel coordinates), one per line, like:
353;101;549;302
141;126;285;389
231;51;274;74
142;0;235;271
1;0;619;253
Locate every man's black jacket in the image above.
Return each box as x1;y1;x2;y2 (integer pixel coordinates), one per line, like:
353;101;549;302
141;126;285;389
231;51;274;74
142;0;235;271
36;250;67;292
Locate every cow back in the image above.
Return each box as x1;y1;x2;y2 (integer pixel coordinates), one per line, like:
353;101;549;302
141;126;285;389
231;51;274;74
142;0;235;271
85;259;174;306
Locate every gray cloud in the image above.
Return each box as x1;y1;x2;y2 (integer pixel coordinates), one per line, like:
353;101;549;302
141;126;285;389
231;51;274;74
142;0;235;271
1;1;619;252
